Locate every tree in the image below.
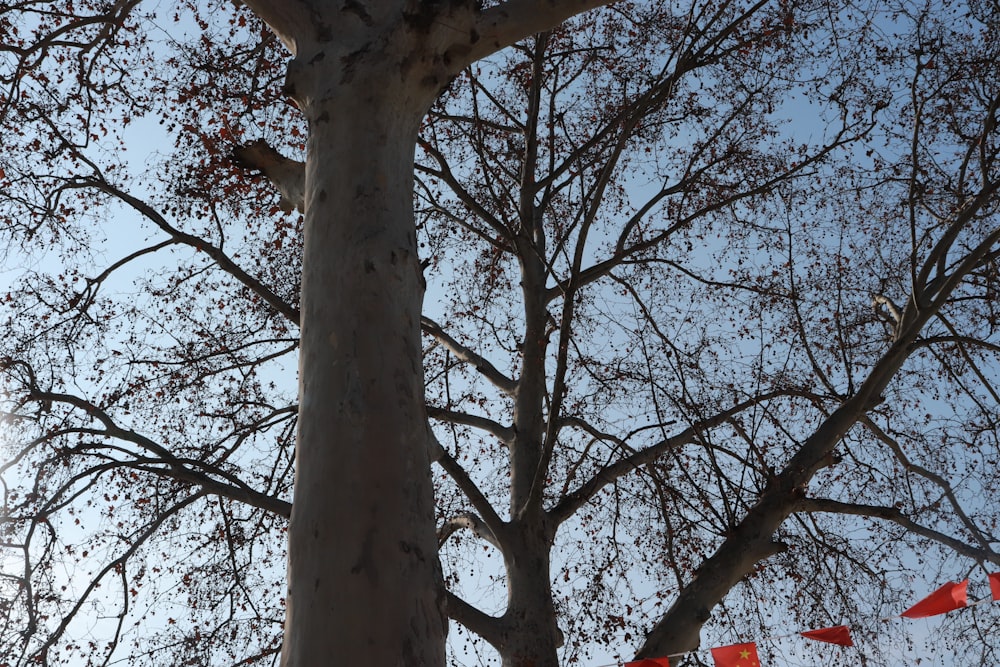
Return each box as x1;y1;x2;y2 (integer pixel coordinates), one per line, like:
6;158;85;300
1;1;999;667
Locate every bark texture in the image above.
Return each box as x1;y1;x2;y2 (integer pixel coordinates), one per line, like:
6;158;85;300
267;7;452;666
233;2;613;664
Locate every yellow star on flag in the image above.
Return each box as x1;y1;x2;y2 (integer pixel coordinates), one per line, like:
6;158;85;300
710;641;761;667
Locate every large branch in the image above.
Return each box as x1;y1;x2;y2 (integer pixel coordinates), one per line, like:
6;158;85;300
913;182;1000;313
795;497;1000;565
445;590;505;650
239;0;313;55
437;511;502;550
232;139;306;213
427;405;515;445
421;316;518;395
633;293;950;658
459;0;615;67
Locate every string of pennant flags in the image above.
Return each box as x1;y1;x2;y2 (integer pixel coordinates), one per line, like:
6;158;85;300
593;572;1000;667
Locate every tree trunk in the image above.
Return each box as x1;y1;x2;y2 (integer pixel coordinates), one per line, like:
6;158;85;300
499;518;562;667
280;36;446;667
234;2;618;664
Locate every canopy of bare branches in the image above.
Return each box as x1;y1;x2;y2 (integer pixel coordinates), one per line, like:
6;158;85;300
1;0;999;665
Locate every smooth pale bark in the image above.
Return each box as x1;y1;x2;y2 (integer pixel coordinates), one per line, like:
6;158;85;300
224;2;1000;664
284;65;445;667
499;519;562;667
230;1;621;665
268;7;452;665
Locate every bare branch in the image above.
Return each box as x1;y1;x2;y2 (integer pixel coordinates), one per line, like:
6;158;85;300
550;391;802;525
25;388;292;518
232;139;305;213
796;497;1000;565
433;446;507;547
427;405;515;445
79;177;302;325
422;316;517;395
437;511;502;550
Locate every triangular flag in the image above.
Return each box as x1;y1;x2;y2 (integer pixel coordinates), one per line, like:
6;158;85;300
624;659;671;667
990;572;1000;601
901;580;968;618
800;624;853;646
711;642;761;667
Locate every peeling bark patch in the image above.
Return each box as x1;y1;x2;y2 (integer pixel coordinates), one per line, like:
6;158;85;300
350;531;378;584
316;22;333;43
469;28;480;44
309;50;326;64
398;540;425;562
403;637;417;665
318;189;327;202
341;0;374;25
341;45;371;83
364;259;376;273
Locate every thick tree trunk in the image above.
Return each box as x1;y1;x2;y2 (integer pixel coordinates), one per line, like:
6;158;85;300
498;518;562;667
232;3;618;665
280;39;446;667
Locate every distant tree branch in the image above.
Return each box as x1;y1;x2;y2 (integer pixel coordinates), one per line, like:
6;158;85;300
861;415;996;552
550;390;802;524
19;383;292;519
545;124;859;305
79;177;302;326
33;491;207;661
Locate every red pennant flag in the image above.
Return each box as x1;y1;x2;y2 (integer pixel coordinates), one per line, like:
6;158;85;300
901;580;968;618
711;642;761;667
990;572;1000;601
625;659;671;667
800;625;853;647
